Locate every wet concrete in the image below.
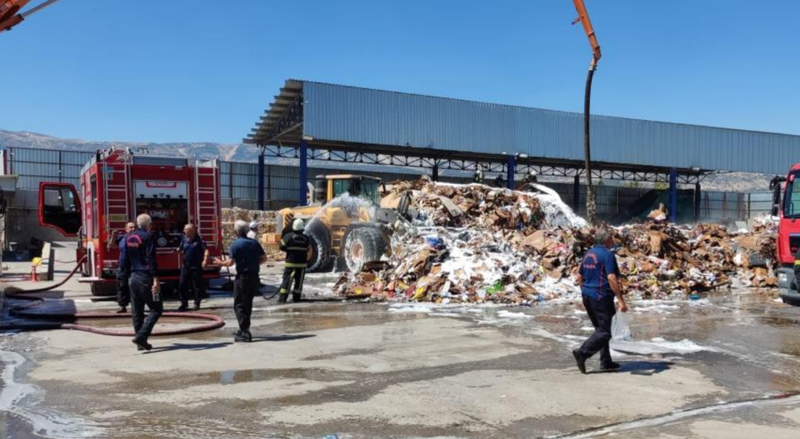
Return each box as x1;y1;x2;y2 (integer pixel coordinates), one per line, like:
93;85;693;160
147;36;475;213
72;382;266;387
2;255;800;438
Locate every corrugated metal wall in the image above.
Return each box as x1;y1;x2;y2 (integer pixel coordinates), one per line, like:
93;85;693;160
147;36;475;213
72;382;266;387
1;146;772;222
303;81;800;175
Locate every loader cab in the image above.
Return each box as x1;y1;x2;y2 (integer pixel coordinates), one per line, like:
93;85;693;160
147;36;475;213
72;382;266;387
38;182;82;236
312;175;381;205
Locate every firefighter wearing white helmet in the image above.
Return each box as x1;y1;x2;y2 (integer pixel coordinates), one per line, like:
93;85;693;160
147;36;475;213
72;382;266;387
278;218;311;303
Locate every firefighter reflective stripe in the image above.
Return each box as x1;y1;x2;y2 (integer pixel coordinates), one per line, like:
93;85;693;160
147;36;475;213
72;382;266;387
285;262;307;268
294;269;306;293
279;288;288;293
794;260;800;266
286;247;307;251
280;240;286;245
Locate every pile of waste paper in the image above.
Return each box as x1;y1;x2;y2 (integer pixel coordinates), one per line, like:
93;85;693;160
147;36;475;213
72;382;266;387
334;178;777;304
221;207;282;260
732;214;778;288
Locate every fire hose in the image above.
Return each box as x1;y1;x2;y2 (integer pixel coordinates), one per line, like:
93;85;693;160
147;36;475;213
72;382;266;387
2;256;225;336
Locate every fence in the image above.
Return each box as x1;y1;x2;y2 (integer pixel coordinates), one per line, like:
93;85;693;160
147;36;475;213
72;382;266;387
0;146;772;222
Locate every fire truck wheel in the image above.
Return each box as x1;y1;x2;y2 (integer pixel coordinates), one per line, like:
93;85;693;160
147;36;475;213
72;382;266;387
90;282;117;297
344;227;386;273
305;225;331;273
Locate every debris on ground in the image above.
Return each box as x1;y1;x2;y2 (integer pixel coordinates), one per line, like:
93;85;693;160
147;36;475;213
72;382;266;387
334;178;778;305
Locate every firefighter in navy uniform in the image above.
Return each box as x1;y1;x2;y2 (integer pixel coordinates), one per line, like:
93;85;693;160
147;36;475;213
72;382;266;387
114;222;136;313
278;219;311;304
177;223;209;311
119;214;162;351
212;220;267;342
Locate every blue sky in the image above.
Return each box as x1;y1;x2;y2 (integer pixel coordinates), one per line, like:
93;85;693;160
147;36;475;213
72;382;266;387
1;0;798;143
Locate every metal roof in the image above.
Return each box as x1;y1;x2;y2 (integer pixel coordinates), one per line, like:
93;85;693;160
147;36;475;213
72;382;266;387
246;79;800;175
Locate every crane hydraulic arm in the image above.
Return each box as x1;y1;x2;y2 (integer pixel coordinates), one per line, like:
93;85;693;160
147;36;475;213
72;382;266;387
0;0;63;33
572;0;602;66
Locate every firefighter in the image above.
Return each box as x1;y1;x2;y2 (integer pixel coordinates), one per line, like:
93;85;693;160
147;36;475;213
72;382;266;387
177;223;209;311
119;214;162;351
473;168;484;184
115;222;136;313
278;219;311;304
212;220;266;342
247;221;259;240
495;172;506;188
572;228;628;373
525;170;538;185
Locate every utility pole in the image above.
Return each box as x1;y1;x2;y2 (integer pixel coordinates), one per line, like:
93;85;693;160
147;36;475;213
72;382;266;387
571;0;602;224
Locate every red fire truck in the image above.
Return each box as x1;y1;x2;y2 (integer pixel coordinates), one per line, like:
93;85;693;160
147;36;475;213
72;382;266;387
771;169;800;306
38;149;223;296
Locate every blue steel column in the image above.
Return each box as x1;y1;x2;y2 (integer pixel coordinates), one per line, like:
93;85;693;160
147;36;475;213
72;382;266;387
669;168;678;223
257;151;265;210
507;155;516;190
299;139;308;206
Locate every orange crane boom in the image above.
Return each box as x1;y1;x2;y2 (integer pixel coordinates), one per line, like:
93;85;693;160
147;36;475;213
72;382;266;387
0;0;63;33
572;0;602;65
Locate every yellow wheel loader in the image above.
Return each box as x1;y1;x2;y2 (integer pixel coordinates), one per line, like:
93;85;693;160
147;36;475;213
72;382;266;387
265;174;409;273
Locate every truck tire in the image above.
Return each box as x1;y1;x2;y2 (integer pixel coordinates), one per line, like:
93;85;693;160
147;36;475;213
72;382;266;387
344;226;386;273
305;224;332;273
90;282;117;297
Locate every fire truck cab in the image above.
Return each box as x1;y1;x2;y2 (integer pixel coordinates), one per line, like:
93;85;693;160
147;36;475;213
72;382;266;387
38;149;222;296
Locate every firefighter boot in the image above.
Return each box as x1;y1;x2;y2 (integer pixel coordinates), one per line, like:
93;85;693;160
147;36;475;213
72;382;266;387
278;293;289;304
292;292;302;303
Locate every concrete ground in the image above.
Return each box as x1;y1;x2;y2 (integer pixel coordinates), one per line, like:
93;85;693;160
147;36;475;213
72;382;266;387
2;245;800;439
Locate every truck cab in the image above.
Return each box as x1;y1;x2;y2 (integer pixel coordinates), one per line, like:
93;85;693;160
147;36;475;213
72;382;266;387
772;165;800;306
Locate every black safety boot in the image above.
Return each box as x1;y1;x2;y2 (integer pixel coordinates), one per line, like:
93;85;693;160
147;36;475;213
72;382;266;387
234;330;252;343
278;293;289;304
292;293;302;303
572;349;587;374
116;306;127;314
600;361;621;371
177;303;189;312
193;301;201;311
132;338;152;351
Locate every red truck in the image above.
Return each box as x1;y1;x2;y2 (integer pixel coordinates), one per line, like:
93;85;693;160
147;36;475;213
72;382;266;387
771;170;800;306
38;149;222;296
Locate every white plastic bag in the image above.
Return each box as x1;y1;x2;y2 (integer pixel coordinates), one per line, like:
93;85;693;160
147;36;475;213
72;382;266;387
611;312;632;341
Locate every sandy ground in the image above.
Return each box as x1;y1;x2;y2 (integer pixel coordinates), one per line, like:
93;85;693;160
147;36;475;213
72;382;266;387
2;245;800;439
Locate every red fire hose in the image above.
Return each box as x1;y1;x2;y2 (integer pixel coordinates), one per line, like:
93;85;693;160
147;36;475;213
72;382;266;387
2;256;225;336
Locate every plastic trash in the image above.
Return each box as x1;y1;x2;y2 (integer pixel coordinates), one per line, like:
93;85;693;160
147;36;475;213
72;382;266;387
611;312;632;341
689;294;701;301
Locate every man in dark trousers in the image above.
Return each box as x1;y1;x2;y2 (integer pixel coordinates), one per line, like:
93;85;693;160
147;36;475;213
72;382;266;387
119;214;162;351
212;220;266;342
115;222;136;313
177;223;209;311
278;219;311;304
573;227;628;374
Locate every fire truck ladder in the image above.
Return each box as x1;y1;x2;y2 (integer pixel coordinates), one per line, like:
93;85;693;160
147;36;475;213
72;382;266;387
194;160;219;247
103;160;132;238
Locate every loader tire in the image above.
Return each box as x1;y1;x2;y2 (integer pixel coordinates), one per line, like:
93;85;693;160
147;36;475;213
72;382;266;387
305;225;332;273
344;227;386;273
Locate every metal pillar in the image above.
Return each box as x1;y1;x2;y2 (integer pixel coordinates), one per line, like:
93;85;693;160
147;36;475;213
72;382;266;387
694;182;701;221
299;139;308;206
669;167;678;223
432;162;439;181
507;155;516;190
257;151;265;210
573;174;581;212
